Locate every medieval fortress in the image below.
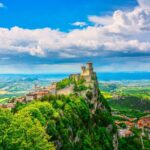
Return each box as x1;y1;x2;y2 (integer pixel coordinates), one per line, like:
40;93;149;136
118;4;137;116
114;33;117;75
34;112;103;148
70;62;97;84
0;62;99;109
69;62;99;98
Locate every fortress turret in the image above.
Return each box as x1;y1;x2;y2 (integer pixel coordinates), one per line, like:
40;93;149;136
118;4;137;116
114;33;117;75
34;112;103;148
87;62;93;69
81;62;93;77
81;66;86;73
86;62;93;74
70;62;96;83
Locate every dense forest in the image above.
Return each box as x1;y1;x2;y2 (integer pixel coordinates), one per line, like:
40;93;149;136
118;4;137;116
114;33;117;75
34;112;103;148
0;92;116;150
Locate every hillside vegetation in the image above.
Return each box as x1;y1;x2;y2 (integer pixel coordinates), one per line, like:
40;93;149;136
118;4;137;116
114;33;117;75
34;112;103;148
0;93;116;150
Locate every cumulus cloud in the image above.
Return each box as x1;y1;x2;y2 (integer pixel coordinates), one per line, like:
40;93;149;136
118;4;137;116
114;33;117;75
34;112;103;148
72;21;87;27
138;0;150;10
0;2;4;8
0;27;65;56
88;16;113;25
0;0;150;58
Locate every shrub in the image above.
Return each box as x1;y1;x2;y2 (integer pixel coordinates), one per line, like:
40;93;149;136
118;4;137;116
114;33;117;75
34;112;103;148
86;91;93;99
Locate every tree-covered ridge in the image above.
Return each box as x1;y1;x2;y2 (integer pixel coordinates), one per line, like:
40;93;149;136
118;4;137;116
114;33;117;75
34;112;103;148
56;78;74;90
56;77;88;92
0;92;116;150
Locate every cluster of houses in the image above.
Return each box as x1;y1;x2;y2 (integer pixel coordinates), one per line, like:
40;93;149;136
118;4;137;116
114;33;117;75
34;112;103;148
137;117;150;129
118;129;133;138
115;117;135;138
0;82;57;109
25;83;56;102
0;103;15;109
114;114;150;138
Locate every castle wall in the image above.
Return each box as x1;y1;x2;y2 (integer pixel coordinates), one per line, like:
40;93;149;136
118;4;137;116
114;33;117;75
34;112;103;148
81;69;91;76
69;74;80;82
83;75;92;82
57;85;74;96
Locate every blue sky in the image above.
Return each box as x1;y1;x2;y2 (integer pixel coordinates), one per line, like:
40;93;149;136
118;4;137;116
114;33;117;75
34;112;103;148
0;0;138;30
0;0;150;73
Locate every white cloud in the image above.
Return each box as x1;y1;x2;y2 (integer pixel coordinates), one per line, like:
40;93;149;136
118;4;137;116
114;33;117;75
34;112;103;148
0;2;4;8
72;21;87;27
88;16;113;25
0;0;150;58
138;0;150;10
0;27;65;56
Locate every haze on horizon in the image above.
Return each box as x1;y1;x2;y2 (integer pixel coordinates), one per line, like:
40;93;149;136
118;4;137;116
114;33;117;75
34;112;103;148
0;0;150;74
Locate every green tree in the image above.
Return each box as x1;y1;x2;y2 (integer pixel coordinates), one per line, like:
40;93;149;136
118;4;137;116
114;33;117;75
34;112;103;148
5;114;55;150
0;109;12;149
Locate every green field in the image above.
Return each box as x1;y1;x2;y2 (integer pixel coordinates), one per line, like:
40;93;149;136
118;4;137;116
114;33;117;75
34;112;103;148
100;81;150;112
0;98;9;104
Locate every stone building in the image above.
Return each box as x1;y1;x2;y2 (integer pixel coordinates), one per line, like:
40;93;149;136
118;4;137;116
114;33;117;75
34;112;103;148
69;74;80;82
0;103;15;109
25;91;49;102
26;93;37;102
46;83;57;95
69;62;97;84
57;85;74;96
138;117;150;129
69;62;99;101
25;83;57;102
81;62;94;81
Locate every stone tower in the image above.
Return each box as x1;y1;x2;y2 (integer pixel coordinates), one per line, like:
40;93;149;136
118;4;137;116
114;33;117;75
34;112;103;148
69;62;95;83
86;62;93;75
81;62;93;77
81;66;86;74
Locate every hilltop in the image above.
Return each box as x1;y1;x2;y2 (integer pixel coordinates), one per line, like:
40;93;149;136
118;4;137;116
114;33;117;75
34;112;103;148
0;63;110;111
0;63;119;150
